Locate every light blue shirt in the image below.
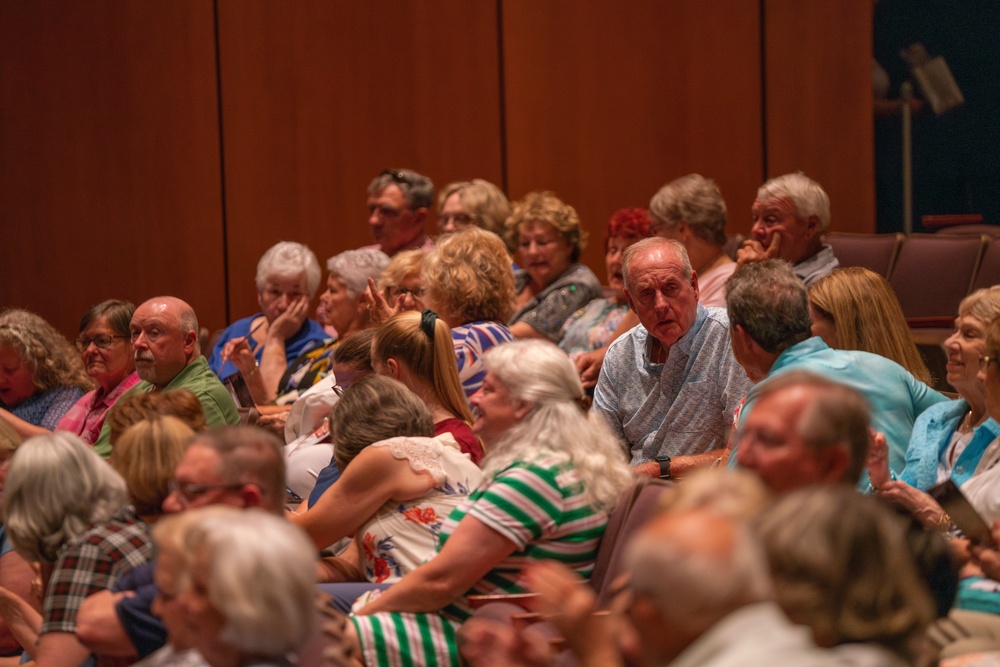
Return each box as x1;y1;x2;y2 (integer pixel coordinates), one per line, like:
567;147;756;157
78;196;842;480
593;305;754;465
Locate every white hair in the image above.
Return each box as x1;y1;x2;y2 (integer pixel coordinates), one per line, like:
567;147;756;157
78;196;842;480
327;249;391;299
4;432;130;562
625;512;773;633
621;237;692;292
479;340;631;510
256;241;322;299
181;508;317;656
757;172;831;233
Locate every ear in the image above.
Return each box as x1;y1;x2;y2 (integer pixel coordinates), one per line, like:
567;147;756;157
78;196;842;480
239;483;265;509
183;329;198;356
256;289;265;311
690;270;700;302
385;357;402;380
412;207;428;225
624;288;636;312
805;214;821;237
513;400;532;421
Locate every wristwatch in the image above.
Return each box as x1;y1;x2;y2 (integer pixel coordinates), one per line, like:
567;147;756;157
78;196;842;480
654;454;672;480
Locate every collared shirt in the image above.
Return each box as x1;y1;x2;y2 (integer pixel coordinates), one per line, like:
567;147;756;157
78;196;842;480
793;244;839;287
41;511;153;635
56;372;141;445
593;305;754;464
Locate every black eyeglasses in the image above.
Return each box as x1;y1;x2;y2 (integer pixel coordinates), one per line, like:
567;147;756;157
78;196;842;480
168;480;248;504
381;169;412;185
75;335;129;352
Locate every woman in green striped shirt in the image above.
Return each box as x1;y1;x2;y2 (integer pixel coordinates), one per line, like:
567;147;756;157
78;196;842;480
338;339;633;666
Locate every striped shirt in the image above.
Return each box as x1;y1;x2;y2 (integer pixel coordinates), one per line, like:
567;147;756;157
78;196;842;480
451;322;516;398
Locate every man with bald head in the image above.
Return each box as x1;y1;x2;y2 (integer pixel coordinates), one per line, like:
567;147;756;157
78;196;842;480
92;297;240;454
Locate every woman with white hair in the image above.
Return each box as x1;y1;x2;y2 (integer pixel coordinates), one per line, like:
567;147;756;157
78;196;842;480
272;249;389;403
150;506;317;667
0;432;153;666
339;340;633;667
209;241;327;380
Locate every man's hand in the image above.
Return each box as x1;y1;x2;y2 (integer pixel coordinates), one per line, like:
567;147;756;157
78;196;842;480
575;347;608;389
736;232;782;266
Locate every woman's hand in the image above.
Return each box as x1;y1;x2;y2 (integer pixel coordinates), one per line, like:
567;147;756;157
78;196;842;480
969;521;1000;580
364;277;404;326
877;480;946;529
221;337;258;377
866;430;891;490
268;295;310;342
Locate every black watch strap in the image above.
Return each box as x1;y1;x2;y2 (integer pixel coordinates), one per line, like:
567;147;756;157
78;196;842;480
655;455;672;480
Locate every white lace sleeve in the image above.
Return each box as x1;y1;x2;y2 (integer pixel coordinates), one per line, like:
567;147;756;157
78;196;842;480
370;436;446;483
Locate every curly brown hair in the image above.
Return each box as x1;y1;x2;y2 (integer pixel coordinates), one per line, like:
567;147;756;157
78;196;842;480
0;309;93;393
504;191;588;263
423;226;514;325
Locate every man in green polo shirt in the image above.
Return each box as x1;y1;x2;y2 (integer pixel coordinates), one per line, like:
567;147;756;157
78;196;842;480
92;296;240;457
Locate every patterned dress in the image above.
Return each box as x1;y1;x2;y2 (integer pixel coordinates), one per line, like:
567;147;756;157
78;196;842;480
350;454;610;666
451;321;517;398
558;298;629;362
357;436;482;584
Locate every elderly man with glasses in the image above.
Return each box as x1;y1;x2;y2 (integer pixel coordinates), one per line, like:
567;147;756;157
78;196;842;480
76;426;287;662
364;168;436;257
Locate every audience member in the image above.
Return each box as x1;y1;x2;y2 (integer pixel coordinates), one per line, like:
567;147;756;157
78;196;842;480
506;191;603;341
209;241;327;380
734;371;870;494
0;432;153;666
436;179;511;240
755;487;940;665
375;249;426;320
0;308;91;436
808;267;933;384
267;249;389;404
93;297;240;453
110;415;193;524
76;426;286;661
725;260;945;481
372;310;482;462
0;421;33;658
155;507;317;667
330;340;632;667
291;376;481;590
737;172;839;286
559;207;651;371
366;168;435;256
106;388;207;446
649;174;735;307
593;237;753;478
421;226;517;397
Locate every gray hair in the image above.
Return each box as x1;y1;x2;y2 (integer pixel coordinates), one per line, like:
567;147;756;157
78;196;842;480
331;375;434;468
479;341;632;511
326;249;391;299
189;427;286;515
626;511;773;634
725;260;811;354
754;371;871;485
255;241;322;299
621;237;692;292
649;174;728;247
174;507;317;656
960;285;1000;325
368;168;435;210
757;172;831;233
753;487;936;660
79;300;135;337
4;432;130;562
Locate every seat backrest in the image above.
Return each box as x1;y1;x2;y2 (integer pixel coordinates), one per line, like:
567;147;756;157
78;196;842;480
825;232;904;278
972;239;1000;293
890;234;987;320
593;479;672;608
589;477;648;592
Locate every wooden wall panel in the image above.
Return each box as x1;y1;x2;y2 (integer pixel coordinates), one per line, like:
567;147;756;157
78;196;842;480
215;0;504;321
0;0;226;337
764;0;874;233
502;0;764;274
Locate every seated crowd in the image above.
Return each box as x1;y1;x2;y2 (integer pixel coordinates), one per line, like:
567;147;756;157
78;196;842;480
1;166;998;667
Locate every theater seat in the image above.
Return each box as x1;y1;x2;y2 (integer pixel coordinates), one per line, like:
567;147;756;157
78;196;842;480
825;232;905;278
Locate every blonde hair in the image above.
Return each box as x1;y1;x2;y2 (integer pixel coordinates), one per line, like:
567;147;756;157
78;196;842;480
808;268;932;384
112;415;193;518
378;249;425;298
373;312;474;425
504;191;588;262
0;420;21;460
107;389;207;446
960;286;1000;326
423;226;515;324
438;179;512;238
0;309;93;393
